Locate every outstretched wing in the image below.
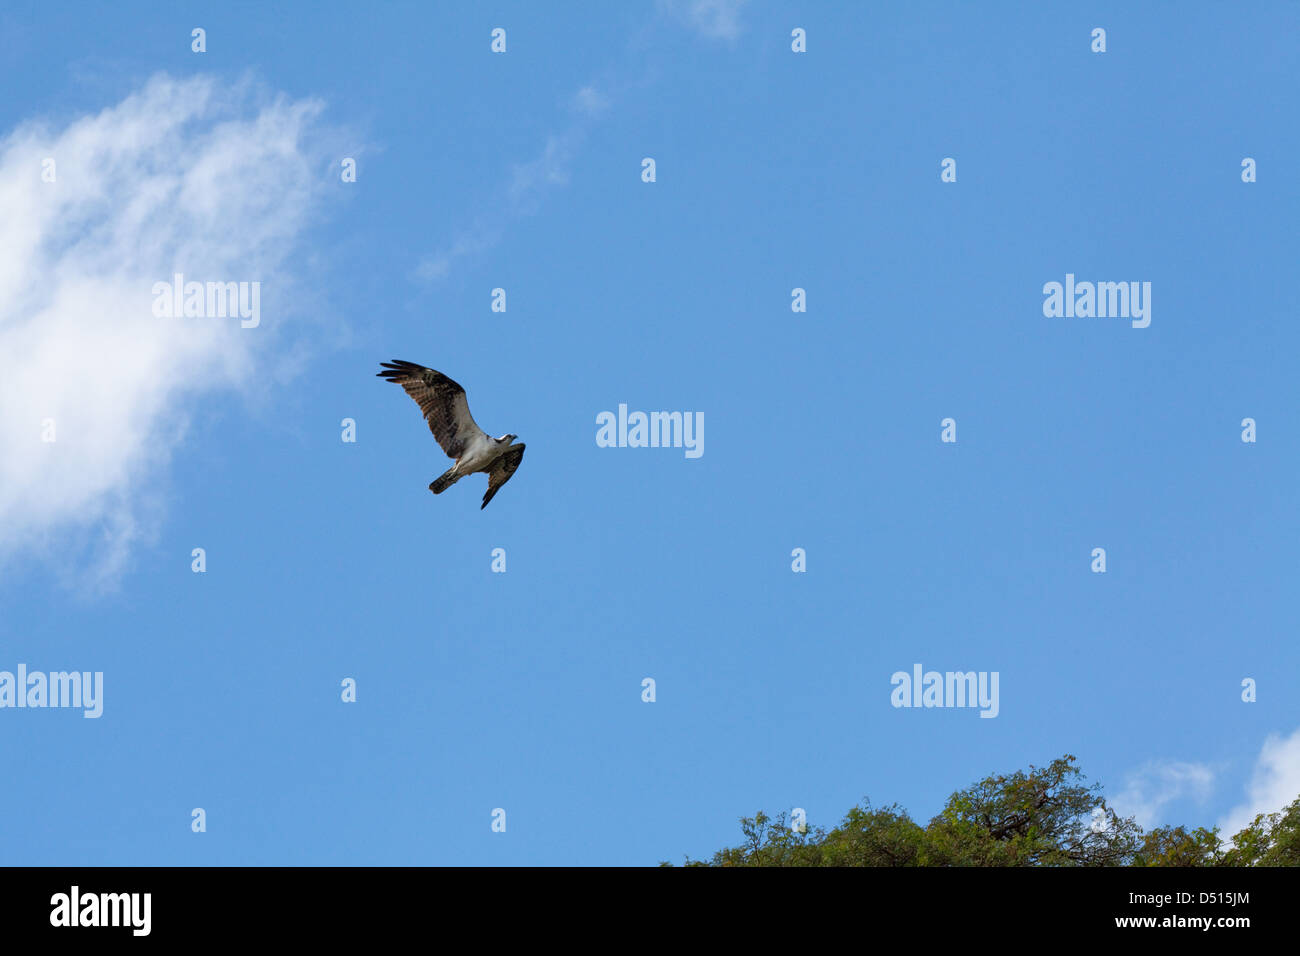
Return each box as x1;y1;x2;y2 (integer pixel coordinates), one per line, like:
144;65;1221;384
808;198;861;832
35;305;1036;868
376;360;486;459
481;444;525;510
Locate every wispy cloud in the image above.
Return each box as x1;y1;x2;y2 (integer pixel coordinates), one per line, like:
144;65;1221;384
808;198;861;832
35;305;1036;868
658;0;751;40
1110;729;1300;838
508;133;579;208
1110;760;1215;829
415;83;610;282
414;0;747;284
0;74;332;589
571;84;610;118
1219;726;1300;838
415;227;501;282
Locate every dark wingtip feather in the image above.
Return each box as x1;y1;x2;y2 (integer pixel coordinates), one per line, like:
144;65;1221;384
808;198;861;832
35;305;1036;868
377;359;418;379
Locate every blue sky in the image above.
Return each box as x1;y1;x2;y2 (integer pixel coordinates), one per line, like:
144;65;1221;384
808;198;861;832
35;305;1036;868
1;1;1298;865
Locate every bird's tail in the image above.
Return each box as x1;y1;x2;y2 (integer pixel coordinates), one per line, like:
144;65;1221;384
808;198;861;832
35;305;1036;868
429;467;460;495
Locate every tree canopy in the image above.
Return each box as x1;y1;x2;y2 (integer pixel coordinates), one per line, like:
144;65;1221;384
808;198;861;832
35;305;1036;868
667;755;1300;867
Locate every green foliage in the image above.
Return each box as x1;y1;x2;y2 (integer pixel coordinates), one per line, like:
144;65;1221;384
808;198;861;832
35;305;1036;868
818;803;926;866
1130;826;1223;867
666;755;1300;867
1221;796;1300;866
921;756;1140;866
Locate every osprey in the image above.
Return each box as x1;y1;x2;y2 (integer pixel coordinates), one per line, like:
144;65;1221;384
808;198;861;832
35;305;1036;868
377;360;525;509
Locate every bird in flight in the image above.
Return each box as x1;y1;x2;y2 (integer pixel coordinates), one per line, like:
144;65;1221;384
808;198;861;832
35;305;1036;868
376;360;525;509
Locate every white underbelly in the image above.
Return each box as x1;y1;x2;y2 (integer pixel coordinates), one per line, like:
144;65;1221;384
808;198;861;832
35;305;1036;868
459;436;497;472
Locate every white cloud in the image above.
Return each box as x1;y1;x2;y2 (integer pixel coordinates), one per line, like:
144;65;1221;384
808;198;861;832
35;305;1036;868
415;84;608;281
659;0;751;40
414;227;500;281
0;74;331;588
571;85;610;118
1219;727;1300;838
1110;760;1215;829
508;133;578;207
416;0;753;283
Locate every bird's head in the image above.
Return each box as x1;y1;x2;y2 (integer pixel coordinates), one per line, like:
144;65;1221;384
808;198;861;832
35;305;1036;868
499;434;518;444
